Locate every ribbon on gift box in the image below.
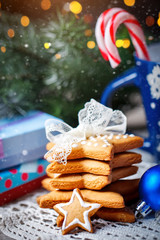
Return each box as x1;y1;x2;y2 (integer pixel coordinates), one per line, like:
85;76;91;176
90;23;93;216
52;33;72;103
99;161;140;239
45;99;127;164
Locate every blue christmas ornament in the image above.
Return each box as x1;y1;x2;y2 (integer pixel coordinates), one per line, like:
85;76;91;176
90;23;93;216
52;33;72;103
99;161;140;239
135;165;160;218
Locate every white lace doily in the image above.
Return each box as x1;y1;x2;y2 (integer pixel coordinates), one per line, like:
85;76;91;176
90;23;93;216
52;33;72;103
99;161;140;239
0;150;160;240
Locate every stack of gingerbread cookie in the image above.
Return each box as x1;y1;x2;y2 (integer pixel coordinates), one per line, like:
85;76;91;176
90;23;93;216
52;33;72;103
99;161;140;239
37;133;143;223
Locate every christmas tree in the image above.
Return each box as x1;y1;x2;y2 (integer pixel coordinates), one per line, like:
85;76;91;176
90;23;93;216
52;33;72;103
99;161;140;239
0;10;136;125
0;11;52;117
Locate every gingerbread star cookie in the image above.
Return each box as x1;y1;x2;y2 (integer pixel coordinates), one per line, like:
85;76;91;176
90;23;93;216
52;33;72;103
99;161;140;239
53;188;101;234
45;134;143;162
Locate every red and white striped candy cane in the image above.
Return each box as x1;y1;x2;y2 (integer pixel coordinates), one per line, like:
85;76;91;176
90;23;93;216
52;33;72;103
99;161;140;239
104;9;150;68
95;8;122;61
95;8;150;68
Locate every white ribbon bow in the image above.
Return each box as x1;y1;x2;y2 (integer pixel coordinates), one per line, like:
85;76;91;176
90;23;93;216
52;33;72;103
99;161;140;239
45;99;126;164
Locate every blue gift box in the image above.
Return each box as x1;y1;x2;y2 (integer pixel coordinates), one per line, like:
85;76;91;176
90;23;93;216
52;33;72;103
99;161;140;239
0;111;61;171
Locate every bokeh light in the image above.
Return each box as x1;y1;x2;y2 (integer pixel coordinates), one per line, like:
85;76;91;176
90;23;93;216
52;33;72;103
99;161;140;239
87;41;95;49
157;18;160;27
148;36;154;40
146;16;155;26
123;39;130;48
84;29;92;37
44;42;51;49
116;39;123;48
83;14;93;24
1;46;6;53
41;0;51;11
55;53;61;59
157;12;160;26
123;0;135;7
7;29;15;38
63;2;70;12
70;1;82;14
21;16;30;27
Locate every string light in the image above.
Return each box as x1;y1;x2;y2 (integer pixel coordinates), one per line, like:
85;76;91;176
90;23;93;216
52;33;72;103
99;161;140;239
55;53;61;59
116;39;130;48
1;46;6;53
123;39;130;48
21;16;30;27
44;42;51;49
41;0;51;11
116;39;123;48
8;29;15;38
70;1;82;14
123;0;135;7
84;29;92;37
87;41;95;49
157;13;160;27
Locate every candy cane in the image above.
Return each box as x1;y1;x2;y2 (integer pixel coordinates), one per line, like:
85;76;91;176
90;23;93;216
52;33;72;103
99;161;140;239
95;8;150;68
105;10;150;68
95;8;122;61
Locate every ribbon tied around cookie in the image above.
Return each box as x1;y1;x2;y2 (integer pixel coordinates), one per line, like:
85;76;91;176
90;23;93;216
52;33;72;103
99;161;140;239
45;99;126;164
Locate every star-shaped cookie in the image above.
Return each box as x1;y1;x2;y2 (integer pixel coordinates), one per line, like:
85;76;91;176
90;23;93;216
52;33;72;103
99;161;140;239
53;188;101;234
45;134;143;162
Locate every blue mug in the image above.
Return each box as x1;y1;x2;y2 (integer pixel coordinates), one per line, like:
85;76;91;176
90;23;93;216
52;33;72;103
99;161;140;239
101;43;160;162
